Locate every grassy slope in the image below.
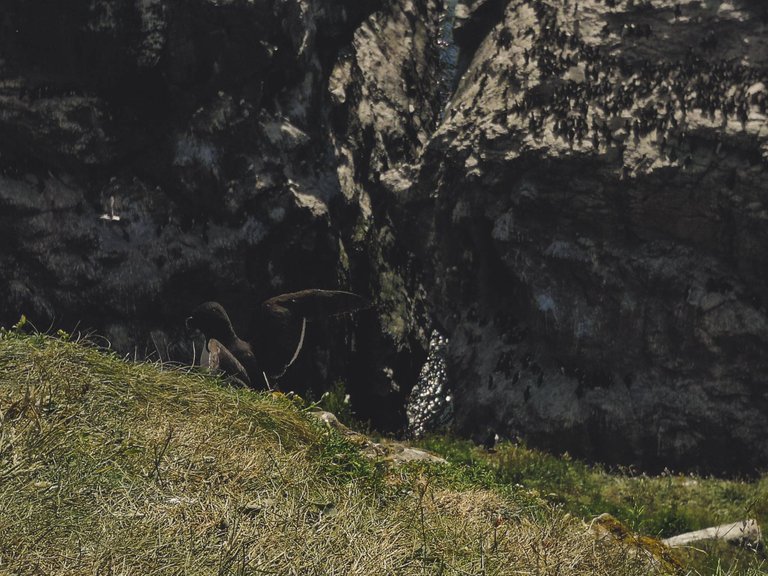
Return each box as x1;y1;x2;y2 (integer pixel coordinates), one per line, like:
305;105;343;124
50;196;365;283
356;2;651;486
418;438;768;575
0;329;759;575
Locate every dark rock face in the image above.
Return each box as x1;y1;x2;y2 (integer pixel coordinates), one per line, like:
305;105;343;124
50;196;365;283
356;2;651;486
4;0;768;473
0;0;438;430
398;0;768;473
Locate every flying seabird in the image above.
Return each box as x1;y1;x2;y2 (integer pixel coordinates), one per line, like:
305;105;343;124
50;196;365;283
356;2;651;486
186;289;369;389
99;196;121;221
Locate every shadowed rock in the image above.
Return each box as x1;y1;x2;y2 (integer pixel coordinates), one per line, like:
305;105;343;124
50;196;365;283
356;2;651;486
0;0;438;432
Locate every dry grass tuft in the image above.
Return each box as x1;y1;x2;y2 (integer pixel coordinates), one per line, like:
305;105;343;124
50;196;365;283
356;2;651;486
0;331;676;575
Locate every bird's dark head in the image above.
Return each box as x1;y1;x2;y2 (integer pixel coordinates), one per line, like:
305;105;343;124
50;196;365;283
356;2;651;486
186;301;236;341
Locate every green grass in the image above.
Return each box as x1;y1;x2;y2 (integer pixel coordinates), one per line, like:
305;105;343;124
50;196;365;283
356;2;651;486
0;329;674;575
0;328;760;575
417;436;768;575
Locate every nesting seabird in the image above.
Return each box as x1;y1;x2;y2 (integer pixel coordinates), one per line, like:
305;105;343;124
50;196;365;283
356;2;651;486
186;289;369;389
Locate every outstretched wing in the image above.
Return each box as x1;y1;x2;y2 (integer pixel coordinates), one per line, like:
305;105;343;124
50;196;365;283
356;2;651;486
207;338;251;388
255;289;368;378
263;289;369;319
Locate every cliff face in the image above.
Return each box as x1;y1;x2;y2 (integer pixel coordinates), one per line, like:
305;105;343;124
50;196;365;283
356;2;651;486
0;0;438;428
3;0;768;471
398;0;768;472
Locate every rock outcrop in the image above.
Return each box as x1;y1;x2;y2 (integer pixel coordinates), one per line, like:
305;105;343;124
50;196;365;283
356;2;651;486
0;0;439;429
397;0;768;473
3;0;768;472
